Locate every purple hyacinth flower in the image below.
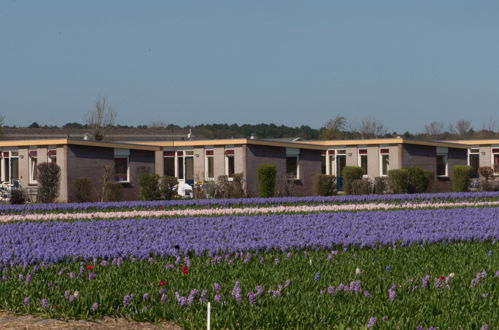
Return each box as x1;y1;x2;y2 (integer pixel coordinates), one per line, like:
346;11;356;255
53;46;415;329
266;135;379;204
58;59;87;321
421;275;430;288
255;285;264;296
313;272;321;282
232;282;242;303
69;272;75;279
24;296;30;306
247;292;257;305
88;272;96;280
123;295;132;307
366;317;377;329
143;293;150;301
64;290;71;299
25;274;32;283
214;294;222;303
199;289;208;303
481;324;489;330
327;286;335;295
161;293;167;303
40;298;49;309
363;290;371;297
91;302;98;311
69;295;75;304
18;274;24;281
284;280;291;288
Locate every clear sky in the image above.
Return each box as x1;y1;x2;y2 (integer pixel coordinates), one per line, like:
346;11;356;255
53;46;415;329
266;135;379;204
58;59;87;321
1;1;498;133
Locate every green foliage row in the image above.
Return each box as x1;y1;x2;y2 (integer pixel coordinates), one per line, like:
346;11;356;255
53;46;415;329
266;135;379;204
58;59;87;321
37;162;61;203
314;174;337;196
388;167;434;194
258;164;277;197
341;166;364;195
139;173;179;201
451;165;473;192
0;243;496;328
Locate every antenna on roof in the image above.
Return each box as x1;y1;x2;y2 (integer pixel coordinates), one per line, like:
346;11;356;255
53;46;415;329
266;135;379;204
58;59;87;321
187;128;192;141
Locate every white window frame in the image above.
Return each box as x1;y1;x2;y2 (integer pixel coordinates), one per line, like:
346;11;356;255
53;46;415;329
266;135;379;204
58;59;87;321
436;147;448;177
205;149;215;181
29;151;38;185
491;145;499;174
1;150;19;183
286;148;300;180
358;149;368;177
48;147;57;164
114;148;130;183
224;150;235;180
379;147;390;177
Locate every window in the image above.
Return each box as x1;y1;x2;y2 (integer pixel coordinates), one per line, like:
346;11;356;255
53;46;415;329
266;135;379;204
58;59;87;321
321;152;326;174
380;148;389;176
48;149;57;164
436;147;448;177
328;150;335;175
468;148;479;177
493;148;499;173
114;148;130;182
205;150;214;180
177;151;184;180
164;151;175;177
225;150;235;178
29;151;38;184
286;148;299;180
359;149;368;176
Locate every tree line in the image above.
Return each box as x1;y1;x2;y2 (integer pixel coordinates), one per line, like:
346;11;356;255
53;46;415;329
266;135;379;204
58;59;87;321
1;96;498;141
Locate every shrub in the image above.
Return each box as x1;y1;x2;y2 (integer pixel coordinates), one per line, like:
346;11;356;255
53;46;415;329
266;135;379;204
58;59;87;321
257;164;276;197
405;167;434;193
102;182;123;202
73;178;92;202
229;173;245;198
37;162;61;203
478;167;494;180
315;174;337;196
160;176;178;200
451;165;473;192
10;189;26;204
374;177;389;194
275;173;295;197
479;179;496;192
139;173;161;201
388;169;409;194
388;167;433;194
341;166;363;195
350;179;371;195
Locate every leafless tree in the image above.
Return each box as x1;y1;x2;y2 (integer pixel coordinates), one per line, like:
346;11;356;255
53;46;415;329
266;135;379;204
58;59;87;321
0;116;4;140
455;120;472;137
319;116;347;140
424;121;444;138
86;96;117;141
356;117;387;139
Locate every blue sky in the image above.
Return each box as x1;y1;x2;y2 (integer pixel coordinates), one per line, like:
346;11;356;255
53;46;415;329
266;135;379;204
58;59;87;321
1;1;498;133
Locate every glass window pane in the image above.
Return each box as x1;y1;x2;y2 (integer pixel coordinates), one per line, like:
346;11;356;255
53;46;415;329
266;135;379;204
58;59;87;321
177;156;184;179
361;155;368;175
164;157;175;177
436;155;446;176
114;157;128;181
469;154;479;177
382;155;389;175
4;158;10;182
207;157;214;178
11;158;19;181
227;156;235;177
286;156;298;179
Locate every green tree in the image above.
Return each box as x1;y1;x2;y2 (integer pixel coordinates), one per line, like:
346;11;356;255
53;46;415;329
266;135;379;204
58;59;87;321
319;116;347;140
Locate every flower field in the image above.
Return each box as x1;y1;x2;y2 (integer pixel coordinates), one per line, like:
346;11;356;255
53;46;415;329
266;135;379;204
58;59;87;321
0;193;498;328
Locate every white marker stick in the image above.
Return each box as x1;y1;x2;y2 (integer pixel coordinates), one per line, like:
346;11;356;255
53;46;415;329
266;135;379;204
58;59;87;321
207;302;211;330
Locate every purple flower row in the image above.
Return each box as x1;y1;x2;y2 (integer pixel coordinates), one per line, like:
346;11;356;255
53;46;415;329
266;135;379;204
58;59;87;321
1;191;499;214
1;207;498;267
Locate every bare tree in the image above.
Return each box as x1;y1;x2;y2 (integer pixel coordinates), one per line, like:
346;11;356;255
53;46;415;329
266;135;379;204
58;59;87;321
455;120;472;137
86;96;117;141
356;117;387;139
319;116;347;140
424;121;444;138
0;116;4;140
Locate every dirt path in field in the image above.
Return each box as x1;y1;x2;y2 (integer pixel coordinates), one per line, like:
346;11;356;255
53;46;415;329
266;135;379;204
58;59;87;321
0;312;182;329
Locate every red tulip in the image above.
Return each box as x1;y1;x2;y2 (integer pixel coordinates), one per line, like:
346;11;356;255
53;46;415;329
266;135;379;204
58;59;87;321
86;265;94;271
159;281;167;286
439;276;446;281
182;266;189;275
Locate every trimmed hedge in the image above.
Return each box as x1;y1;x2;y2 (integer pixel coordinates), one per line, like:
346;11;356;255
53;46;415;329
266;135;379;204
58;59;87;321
350;179;371;195
342;166;363;195
37;162;61;203
258;164;277;197
73;177;92;202
388;167;434;194
451;165;473;192
314;174;337;196
139;173;162;201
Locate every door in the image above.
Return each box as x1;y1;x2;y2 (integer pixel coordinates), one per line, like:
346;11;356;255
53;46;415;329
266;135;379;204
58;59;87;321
185;156;194;185
336;155;347;192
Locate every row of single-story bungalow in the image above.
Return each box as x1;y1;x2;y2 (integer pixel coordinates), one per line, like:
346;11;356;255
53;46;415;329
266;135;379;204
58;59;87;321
0;137;497;202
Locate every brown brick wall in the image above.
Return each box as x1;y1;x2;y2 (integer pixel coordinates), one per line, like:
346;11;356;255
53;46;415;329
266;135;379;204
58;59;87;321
402;144;436;172
66;145;154;201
